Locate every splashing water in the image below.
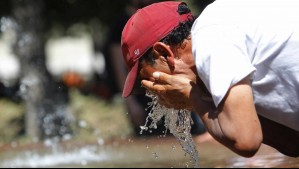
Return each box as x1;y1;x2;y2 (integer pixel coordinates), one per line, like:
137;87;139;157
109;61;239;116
140;91;199;168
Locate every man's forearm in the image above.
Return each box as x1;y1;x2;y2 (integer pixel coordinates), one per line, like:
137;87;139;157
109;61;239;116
190;86;261;157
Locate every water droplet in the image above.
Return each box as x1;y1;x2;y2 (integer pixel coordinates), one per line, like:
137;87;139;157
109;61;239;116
152;152;159;159
172;145;176;151
140;126;148;131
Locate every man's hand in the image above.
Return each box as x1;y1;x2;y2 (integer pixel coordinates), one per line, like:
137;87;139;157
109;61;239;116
141;71;197;110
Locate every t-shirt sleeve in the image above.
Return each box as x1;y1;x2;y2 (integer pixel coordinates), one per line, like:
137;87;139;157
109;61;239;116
192;25;256;107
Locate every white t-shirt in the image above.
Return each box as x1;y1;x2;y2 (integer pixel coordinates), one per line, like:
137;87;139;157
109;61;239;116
191;0;299;131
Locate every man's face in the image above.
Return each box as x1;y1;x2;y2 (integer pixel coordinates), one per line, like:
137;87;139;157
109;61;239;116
128;59;160;96
139;56;171;82
134;39;197;94
130;58;169;95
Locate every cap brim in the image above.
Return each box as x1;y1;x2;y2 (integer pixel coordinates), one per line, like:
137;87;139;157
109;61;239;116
122;62;142;98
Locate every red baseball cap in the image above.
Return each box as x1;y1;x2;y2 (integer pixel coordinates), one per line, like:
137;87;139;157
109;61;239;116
121;1;192;98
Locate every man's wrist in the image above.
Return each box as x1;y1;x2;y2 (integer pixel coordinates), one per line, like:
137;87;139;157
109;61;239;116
190;83;214;115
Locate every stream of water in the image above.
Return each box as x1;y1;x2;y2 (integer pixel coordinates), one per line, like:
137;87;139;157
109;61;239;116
140;91;199;167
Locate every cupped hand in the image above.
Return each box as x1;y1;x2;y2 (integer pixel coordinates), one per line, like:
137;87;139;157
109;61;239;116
141;72;195;110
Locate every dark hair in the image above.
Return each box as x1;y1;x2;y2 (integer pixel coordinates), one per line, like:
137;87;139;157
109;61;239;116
140;3;195;65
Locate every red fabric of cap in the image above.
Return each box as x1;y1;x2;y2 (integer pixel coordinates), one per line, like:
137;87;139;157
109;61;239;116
121;1;192;98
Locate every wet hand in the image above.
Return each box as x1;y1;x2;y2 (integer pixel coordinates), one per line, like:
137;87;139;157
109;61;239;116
141;71;194;110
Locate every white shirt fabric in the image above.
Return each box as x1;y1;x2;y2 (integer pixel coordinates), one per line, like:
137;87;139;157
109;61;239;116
191;0;299;131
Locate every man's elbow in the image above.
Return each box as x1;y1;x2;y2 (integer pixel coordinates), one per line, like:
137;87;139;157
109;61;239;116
234;133;263;158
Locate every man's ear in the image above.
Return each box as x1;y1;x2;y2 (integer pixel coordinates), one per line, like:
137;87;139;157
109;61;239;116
153;42;175;69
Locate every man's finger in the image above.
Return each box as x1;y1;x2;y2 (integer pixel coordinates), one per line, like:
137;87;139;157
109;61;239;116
141;80;166;94
152;71;172;84
141;80;154;89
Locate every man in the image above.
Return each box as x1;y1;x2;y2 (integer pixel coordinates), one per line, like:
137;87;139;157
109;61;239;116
109;0;208;137
120;1;299;158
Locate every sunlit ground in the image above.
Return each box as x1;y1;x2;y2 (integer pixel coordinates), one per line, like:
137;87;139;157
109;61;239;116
0;135;298;168
0;89;298;168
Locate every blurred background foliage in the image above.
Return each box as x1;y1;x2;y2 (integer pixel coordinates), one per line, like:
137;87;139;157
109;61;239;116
0;0;212;144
